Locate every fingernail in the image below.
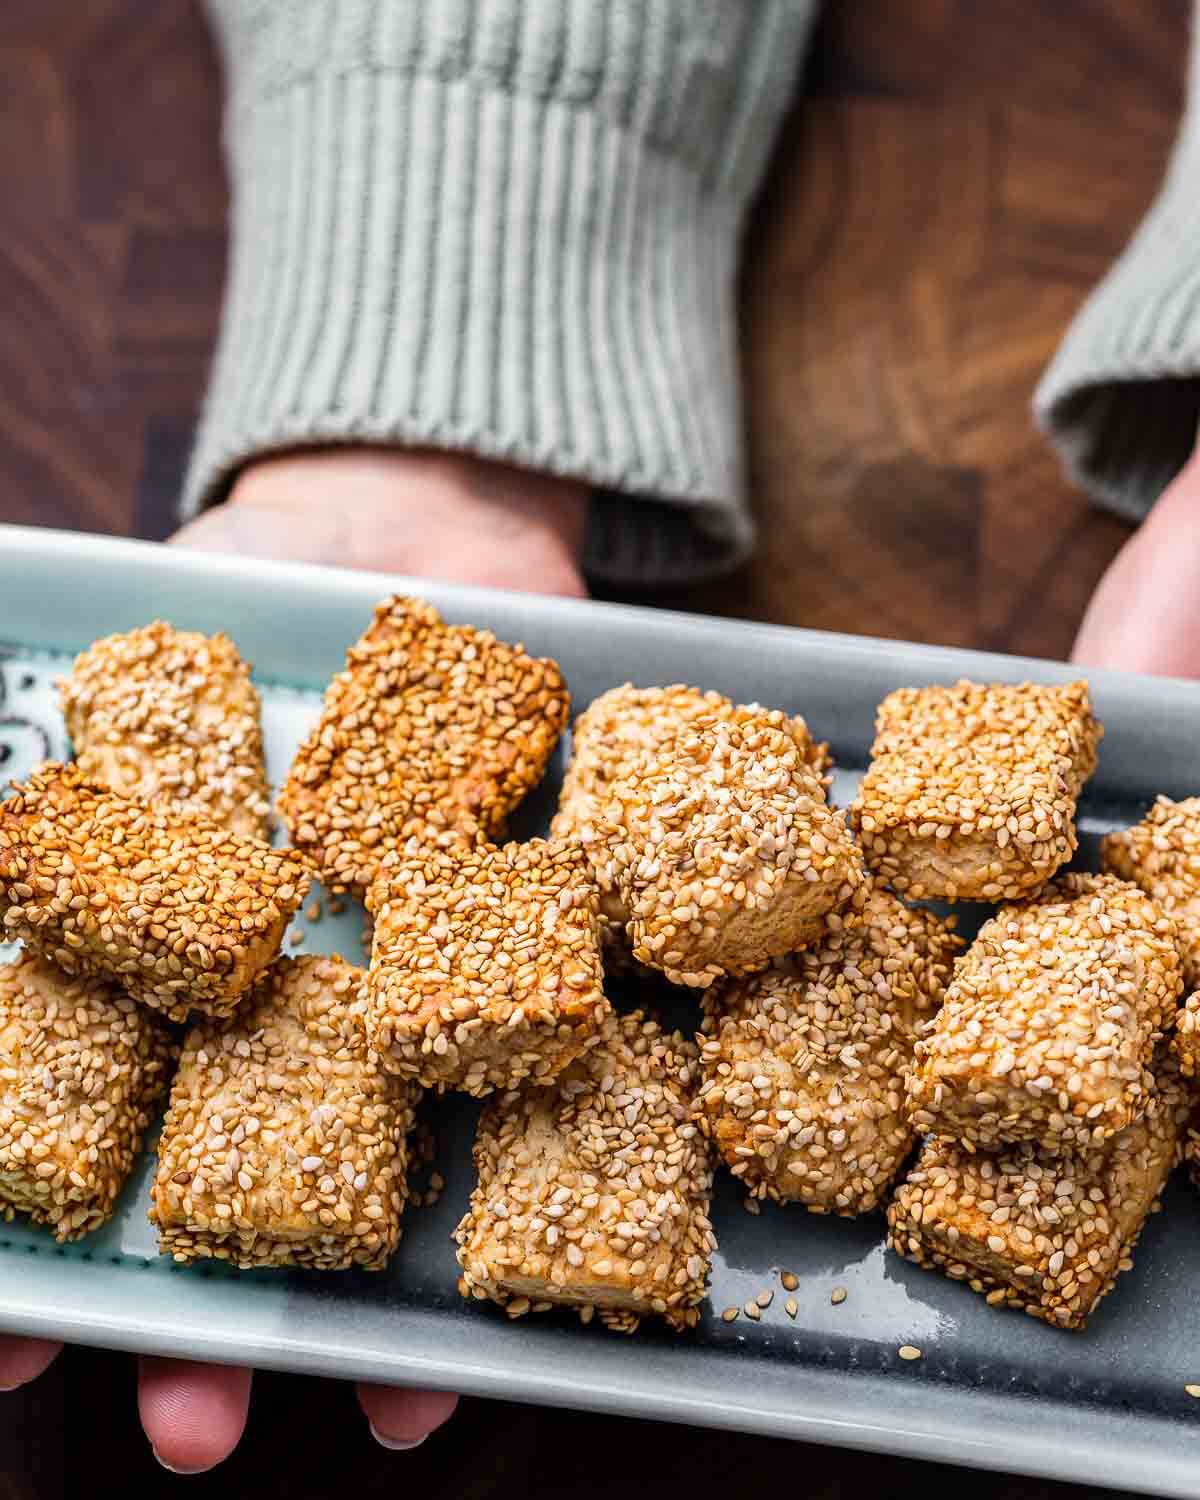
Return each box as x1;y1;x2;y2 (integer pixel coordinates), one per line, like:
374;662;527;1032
369;1422;426;1452
0;1384;22;1393
152;1449;208;1476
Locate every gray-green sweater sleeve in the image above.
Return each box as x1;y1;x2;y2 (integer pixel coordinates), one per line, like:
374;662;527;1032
1036;18;1200;522
190;0;816;584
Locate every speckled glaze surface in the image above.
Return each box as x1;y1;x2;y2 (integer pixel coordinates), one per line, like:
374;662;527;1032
1;525;1199;1497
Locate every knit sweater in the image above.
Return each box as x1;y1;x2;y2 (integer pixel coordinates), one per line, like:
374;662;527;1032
190;1;1198;585
1035;10;1200;521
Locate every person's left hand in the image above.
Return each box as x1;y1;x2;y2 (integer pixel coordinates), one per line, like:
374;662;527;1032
1071;437;1200;676
0;446;589;1472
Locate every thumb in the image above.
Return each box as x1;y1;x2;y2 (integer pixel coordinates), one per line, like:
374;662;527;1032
1072;449;1200;679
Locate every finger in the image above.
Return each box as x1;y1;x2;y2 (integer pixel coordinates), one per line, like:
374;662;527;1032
138;1356;253;1475
0;1335;61;1389
356;1382;459;1450
1072;451;1200;677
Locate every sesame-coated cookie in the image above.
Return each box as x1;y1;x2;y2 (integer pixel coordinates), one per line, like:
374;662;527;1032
889;1058;1190;1330
151;955;416;1271
60;622;271;840
456;1009;715;1333
365;839;608;1097
0;951;175;1241
696;886;960;1215
588;710;864;988
851;679;1101;901
278;596;569;896
907;874;1183;1154
553;684;828;958
0;763;308;1022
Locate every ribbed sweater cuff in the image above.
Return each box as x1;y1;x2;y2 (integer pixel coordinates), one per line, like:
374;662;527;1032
187;5;814;586
1036;29;1200;522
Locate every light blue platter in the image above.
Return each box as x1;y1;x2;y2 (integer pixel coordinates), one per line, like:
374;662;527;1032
1;524;1199;1498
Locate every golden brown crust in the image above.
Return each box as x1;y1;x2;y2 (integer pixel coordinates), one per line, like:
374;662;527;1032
585;710;863;987
455;1009;715;1334
889;1060;1190;1329
0;763;308;1021
364;839;608;1097
907;874;1183;1153
851;679;1101;901
1103;795;1200;987
278;596;569;896
0;951;175;1240
696;886;960;1214
151;954;416;1270
60;622;271;840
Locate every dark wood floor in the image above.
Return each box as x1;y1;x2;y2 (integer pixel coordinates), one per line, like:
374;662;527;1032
0;2;1192;1497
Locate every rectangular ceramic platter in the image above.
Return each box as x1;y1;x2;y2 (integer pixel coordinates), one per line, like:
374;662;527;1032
1;525;1199;1497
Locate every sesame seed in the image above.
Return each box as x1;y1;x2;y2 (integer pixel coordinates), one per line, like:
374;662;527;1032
785;1297;798;1319
743;1301;761;1321
898;1345;922;1361
780;1271;799;1291
722;1307;739;1323
755;1289;773;1309
831;1287;848;1305
1185;1385;1200;1399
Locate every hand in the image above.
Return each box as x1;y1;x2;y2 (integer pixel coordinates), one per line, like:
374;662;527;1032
172;446;589;598
1072;441;1200;676
2;448;588;1472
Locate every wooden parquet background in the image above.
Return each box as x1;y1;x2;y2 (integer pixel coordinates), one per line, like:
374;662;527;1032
0;2;1192;1498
